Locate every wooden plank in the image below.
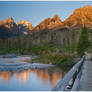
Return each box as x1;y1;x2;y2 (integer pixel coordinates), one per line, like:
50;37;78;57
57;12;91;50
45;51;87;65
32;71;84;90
78;54;92;91
71;74;80;90
71;67;82;91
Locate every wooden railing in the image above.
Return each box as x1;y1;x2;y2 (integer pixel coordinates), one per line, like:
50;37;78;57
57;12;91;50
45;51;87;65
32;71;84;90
52;56;85;91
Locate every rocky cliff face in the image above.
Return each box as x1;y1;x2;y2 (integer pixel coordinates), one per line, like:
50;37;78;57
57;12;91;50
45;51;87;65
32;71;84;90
0;17;18;31
0;18;33;39
0;17;21;39
33;14;62;31
29;5;92;46
63;5;92;28
1;5;92;39
33;5;92;31
17;20;33;31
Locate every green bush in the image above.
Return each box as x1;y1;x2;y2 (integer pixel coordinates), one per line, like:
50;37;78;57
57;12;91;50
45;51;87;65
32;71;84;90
57;55;73;66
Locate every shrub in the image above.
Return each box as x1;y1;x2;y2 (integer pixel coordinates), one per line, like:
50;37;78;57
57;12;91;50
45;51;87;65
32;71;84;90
56;55;73;66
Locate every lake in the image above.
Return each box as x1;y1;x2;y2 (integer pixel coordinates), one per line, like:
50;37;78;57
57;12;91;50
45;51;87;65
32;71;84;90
0;67;68;91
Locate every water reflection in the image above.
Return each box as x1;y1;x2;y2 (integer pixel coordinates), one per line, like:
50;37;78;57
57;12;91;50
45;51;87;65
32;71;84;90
14;69;30;83
0;72;11;83
0;67;68;90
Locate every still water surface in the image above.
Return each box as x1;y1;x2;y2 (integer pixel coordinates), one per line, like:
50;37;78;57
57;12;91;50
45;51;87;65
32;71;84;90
0;67;68;91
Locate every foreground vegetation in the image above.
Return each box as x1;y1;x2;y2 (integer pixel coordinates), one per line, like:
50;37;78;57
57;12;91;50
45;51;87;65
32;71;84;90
0;44;75;66
0;26;91;66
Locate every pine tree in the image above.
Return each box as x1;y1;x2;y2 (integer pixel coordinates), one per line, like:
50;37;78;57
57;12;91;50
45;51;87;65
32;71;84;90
77;26;89;57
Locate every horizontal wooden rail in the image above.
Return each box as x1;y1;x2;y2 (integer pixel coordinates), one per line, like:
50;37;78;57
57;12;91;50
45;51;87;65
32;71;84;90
52;56;85;91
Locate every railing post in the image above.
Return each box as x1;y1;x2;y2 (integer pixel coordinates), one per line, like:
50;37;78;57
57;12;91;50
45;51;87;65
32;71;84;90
72;56;85;91
52;56;85;91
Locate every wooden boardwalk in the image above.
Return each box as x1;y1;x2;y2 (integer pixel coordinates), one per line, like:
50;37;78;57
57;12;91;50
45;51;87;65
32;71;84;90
52;54;92;91
79;54;92;91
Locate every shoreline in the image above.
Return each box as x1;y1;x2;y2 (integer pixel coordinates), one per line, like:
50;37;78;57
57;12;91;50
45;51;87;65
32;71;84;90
0;55;55;72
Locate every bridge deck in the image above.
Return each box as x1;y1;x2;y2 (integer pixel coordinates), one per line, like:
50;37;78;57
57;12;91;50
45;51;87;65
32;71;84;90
79;54;92;91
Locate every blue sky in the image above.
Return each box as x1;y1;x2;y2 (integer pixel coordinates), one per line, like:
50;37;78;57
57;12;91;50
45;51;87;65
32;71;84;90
0;1;92;27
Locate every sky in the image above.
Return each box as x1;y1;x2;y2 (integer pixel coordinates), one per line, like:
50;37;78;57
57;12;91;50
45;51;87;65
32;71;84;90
0;1;92;27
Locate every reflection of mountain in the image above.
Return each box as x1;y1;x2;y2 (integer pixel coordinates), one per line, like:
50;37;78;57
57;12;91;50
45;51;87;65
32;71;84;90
31;68;67;87
0;72;11;83
0;68;67;87
33;69;50;83
14;69;30;83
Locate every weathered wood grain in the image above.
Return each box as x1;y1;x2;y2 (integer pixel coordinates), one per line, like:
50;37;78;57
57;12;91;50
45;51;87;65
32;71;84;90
79;56;92;91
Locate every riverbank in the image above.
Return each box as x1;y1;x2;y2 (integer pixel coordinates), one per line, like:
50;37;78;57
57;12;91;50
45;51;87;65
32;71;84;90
31;53;76;67
0;55;55;72
0;43;79;68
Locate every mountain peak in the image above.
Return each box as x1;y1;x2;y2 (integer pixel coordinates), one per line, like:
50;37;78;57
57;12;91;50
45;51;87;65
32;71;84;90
0;17;14;25
33;14;62;31
63;5;92;28
8;17;13;20
53;14;60;19
17;19;25;24
17;20;33;31
84;5;91;9
73;5;92;14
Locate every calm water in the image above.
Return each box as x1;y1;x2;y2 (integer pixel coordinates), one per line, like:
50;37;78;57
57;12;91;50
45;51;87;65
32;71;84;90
0;67;68;91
